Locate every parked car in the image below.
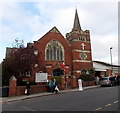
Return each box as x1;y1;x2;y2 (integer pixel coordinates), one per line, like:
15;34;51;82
117;76;120;85
99;77;116;87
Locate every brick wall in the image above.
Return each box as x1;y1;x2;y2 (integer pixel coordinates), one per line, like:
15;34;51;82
16;85;47;96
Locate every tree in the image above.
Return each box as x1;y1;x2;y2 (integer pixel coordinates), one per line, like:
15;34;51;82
2;46;38;86
80;68;95;82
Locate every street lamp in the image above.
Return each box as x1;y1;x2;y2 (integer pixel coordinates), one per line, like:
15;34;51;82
110;47;113;74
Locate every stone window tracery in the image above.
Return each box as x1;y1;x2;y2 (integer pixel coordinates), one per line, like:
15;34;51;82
45;40;64;61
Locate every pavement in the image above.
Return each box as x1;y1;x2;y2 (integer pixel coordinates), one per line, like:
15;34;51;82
1;85;100;104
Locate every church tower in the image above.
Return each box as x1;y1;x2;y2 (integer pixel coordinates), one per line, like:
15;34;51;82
66;9;93;78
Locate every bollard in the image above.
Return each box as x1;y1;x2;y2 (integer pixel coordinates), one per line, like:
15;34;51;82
78;79;83;91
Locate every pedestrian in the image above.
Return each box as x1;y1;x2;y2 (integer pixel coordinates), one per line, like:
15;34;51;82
46;80;50;92
25;81;30;96
53;79;59;93
49;80;53;93
95;76;99;85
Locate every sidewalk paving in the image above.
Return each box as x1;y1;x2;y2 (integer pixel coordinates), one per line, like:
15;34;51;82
1;85;100;104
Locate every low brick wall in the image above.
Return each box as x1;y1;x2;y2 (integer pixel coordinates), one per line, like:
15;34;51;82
17;86;25;96
30;85;47;94
16;85;47;96
8;80;95;96
16;84;63;96
88;81;95;86
82;81;95;87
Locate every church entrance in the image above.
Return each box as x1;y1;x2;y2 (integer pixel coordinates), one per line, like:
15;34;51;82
53;68;64;76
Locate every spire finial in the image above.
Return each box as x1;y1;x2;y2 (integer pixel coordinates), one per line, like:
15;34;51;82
72;8;81;31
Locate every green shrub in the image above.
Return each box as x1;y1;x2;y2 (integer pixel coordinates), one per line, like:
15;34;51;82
80;74;94;82
51;76;62;84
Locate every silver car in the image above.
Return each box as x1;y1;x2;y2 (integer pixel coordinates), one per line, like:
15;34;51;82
99;77;114;86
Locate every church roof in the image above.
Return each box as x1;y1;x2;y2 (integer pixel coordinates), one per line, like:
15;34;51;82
72;9;81;31
37;26;65;42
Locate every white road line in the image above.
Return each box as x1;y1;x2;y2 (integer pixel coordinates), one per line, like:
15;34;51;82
105;104;112;107
113;101;119;104
95;107;102;111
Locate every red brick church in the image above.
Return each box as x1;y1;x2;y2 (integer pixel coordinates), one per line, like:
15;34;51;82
6;9;93;82
30;9;93;80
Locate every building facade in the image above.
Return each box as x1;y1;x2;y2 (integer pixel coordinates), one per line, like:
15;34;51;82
32;9;93;80
93;61;120;77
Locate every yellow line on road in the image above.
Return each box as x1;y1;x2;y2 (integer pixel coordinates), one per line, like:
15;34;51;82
95;107;102;111
105;104;112;107
113;101;119;104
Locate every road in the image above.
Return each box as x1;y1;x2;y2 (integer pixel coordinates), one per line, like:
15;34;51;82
2;86;119;112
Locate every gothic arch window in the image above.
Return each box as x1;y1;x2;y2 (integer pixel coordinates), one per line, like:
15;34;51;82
45;40;64;61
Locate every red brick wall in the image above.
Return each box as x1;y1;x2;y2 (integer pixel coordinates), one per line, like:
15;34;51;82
71;41;92;51
73;62;93;70
16;85;47;96
34;31;72;73
72;51;92;60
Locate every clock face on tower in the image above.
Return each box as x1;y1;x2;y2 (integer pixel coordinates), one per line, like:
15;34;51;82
80;53;87;60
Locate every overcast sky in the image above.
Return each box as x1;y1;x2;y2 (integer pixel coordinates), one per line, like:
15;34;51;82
0;0;119;65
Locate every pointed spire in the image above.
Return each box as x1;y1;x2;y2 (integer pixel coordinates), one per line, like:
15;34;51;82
72;9;81;31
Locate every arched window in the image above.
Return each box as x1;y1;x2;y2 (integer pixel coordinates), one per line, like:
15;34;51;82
78;36;86;41
45;40;64;61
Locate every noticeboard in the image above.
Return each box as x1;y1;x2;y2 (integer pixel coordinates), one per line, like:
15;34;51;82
35;73;48;82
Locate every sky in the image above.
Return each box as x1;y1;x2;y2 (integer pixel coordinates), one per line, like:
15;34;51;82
0;0;119;65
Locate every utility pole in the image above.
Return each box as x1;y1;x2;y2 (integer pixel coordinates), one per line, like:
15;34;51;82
110;47;113;75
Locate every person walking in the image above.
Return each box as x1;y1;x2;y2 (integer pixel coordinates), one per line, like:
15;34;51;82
25;81;30;96
46;80;50;92
49;80;53;93
53;79;59;93
95;76;99;85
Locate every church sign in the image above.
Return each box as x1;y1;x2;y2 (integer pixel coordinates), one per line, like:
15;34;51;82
35;73;48;82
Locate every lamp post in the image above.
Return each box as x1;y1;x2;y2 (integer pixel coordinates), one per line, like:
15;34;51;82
110;47;113;75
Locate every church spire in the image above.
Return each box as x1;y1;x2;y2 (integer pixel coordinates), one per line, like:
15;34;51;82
72;9;81;31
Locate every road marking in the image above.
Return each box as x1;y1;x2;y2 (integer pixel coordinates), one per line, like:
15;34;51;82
95;100;118;111
95;107;102;111
105;104;112;107
113;101;119;104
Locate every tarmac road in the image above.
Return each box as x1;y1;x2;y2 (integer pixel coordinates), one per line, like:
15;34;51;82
2;86;119;112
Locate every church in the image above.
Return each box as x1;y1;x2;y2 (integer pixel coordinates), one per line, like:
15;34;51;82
30;9;93;81
6;9;93;82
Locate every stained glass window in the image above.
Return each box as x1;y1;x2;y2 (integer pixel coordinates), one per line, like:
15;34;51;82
45;40;64;61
